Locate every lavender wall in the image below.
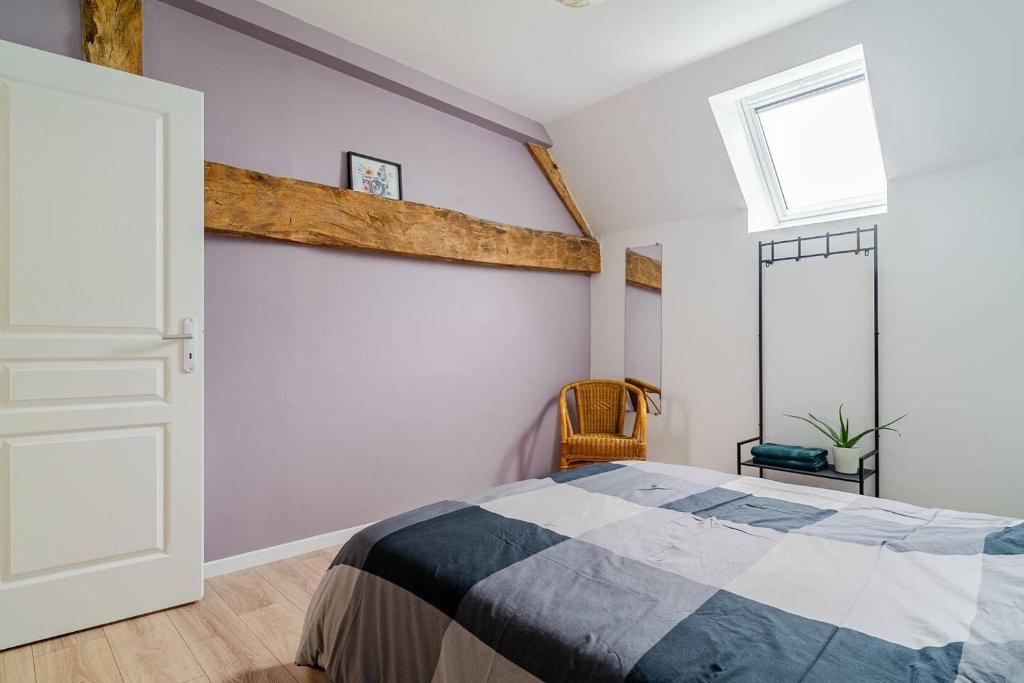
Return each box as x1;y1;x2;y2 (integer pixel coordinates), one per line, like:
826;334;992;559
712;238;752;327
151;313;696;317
203;240;588;559
0;0;79;59
159;0;552;145
145;1;578;233
0;0;590;560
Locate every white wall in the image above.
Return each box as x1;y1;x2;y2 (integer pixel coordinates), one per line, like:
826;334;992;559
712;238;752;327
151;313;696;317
553;0;1024;517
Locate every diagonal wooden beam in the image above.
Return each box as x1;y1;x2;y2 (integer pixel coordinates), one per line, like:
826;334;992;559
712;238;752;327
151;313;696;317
204;162;601;274
626;249;661;292
526;143;593;239
82;0;143;75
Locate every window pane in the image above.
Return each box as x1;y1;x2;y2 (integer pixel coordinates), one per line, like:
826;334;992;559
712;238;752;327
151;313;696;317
758;79;886;211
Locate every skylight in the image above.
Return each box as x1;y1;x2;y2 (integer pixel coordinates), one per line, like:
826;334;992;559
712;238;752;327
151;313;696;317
710;46;888;232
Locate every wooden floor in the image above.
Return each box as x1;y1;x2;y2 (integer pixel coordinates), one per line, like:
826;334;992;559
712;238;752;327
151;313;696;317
0;546;341;683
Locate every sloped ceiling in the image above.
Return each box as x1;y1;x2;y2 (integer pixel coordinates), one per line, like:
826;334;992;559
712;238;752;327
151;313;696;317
258;0;853;122
546;0;1024;235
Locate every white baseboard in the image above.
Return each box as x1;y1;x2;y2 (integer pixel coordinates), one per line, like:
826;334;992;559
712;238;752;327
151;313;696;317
204;523;371;578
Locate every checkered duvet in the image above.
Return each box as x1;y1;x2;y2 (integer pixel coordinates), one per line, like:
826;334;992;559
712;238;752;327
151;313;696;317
296;461;1024;682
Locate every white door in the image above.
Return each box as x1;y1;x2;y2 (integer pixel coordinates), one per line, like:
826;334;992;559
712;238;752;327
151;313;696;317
0;40;204;649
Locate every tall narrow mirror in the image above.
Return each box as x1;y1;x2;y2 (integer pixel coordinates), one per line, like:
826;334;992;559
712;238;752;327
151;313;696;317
625;244;662;416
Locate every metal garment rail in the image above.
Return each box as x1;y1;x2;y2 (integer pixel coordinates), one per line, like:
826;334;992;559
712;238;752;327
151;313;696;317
737;225;881;497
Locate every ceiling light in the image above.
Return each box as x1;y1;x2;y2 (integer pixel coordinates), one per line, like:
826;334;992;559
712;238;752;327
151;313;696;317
556;0;603;7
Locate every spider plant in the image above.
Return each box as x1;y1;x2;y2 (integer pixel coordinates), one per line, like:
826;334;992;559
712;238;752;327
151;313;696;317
786;404;906;448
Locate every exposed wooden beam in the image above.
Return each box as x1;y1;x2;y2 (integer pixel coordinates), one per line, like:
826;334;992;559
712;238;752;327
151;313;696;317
81;0;143;75
526;143;593;239
626;249;662;292
205;162;601;274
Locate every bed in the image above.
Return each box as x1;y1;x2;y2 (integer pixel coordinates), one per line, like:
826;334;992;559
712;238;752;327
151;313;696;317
296;461;1024;681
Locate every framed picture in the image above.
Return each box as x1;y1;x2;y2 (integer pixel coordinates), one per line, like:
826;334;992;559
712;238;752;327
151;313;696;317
347;152;403;200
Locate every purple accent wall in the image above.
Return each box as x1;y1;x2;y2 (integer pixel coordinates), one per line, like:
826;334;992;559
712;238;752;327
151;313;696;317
159;0;553;146
204;238;588;559
144;0;575;232
0;0;590;560
0;0;79;59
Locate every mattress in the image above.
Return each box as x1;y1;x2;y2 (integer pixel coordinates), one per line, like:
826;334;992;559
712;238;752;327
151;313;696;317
296;461;1024;681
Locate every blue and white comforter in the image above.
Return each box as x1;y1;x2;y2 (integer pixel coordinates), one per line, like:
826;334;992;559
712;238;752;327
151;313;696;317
297;461;1024;681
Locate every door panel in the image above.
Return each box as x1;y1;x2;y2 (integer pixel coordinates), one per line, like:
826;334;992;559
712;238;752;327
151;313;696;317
5;426;165;578
4;79;164;331
0;39;203;649
2;359;167;407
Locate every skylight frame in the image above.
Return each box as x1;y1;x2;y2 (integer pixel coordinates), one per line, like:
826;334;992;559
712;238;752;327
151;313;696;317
738;59;887;224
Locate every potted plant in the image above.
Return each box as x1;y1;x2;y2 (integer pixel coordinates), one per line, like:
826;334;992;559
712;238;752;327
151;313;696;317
786;405;906;474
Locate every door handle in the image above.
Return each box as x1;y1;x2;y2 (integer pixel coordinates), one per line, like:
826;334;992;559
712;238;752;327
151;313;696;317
164;317;197;373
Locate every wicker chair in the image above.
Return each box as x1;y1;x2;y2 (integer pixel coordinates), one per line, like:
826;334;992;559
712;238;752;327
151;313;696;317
559;380;647;471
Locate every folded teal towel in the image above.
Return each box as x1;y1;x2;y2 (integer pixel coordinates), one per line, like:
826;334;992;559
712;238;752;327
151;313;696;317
752;455;828;472
751;443;828;462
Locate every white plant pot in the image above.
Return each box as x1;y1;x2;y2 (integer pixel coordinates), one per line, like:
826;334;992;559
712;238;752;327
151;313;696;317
832;446;861;475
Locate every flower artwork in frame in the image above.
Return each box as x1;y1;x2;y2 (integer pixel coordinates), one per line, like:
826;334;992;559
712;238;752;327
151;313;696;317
347;152;403;200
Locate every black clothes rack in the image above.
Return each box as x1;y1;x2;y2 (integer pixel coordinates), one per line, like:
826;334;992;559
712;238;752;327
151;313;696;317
736;225;880;497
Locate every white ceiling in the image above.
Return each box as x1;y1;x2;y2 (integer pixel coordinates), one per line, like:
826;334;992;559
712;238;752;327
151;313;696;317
546;0;1024;234
258;0;853;123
